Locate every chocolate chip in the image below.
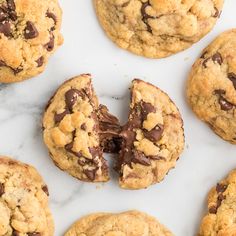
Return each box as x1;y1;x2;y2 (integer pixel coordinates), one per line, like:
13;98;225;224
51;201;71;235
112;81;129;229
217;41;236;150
132;150;151;166
7;0;16;11
81;123;87;130
54;109;70;123
202;58;210;68
102;137;122;153
24;21;39;39
36;56;44;67
0;8;8;22
65;141;83;158
83;169;97;181
213;7;220;17
141;1;154;33
46;11;57;30
42;185;49;196
0;21;11;37
65;89;82;111
216;183;227;193
141;102;156;120
89;147;101;158
209;206;217;214
27;233;41;236
12;231;20;236
0;183;4;196
12;67;23;75
45;34;54;51
143;124;164;142
218;96;234;111
228;72;236;89
9;11;17;21
212;52;223;65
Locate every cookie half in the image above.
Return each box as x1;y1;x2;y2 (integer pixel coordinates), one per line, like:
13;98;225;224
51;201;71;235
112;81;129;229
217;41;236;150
198;170;236;236
43;74;121;182
0;156;54;236
65;210;173;236
94;0;224;58
0;0;63;83
187;29;236;144
117;79;185;189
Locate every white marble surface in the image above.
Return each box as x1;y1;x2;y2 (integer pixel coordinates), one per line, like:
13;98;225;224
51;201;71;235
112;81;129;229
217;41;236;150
0;1;236;235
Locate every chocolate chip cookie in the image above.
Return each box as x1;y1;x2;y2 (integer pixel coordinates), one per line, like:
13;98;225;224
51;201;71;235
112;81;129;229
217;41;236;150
43;74;121;182
0;0;63;83
187;29;236;144
198;169;236;236
94;0;224;58
65;210;173;236
117;79;185;189
0;156;54;236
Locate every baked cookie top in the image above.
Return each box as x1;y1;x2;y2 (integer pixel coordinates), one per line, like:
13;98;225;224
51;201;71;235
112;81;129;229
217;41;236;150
199;169;236;236
0;156;54;236
65;210;173;236
94;0;224;58
117;79;184;189
187;29;236;144
43;74;111;182
0;0;63;83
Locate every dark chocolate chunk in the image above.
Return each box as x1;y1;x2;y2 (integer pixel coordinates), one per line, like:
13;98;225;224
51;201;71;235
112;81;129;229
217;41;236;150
65;89;83;111
228;72;236;89
24;21;39;39
215;90;234;111
141;1;154;33
141;102;156;120
209;206;217;214
218;96;234;111
0;183;4;196
0;21;11;37
89;147;101;158
7;0;16;11
0;8;8;22
132;150;151;166
36;56;44;67
212;52;223;65
54;109;70;123
12;231;20;236
45;34;54;51
216;183;227;193
83;169;97;181
42;185;49;196
102;137;122;153
143;124;164;142
65;142;82;158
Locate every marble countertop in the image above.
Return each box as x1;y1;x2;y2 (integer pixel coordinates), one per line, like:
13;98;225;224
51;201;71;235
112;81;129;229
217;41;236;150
1;1;236;235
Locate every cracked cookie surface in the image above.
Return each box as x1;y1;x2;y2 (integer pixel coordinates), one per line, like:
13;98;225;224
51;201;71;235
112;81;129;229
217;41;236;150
198;169;236;236
0;0;63;83
64;210;173;236
187;29;236;144
94;0;224;58
0;156;54;236
43;74;121;182
117;79;184;189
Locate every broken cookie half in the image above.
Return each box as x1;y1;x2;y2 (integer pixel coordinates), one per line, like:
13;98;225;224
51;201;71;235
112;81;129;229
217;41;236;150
43;74;121;182
117;79;185;189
